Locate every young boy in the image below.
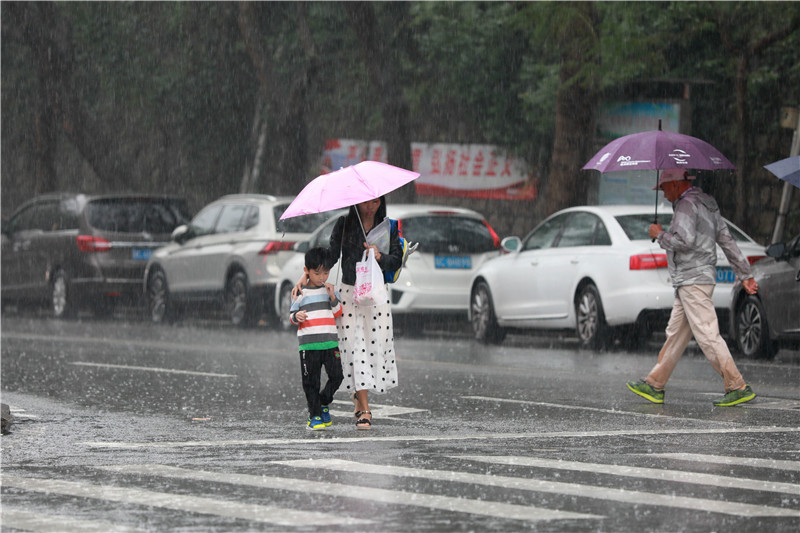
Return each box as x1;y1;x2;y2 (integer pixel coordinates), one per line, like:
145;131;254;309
289;247;344;430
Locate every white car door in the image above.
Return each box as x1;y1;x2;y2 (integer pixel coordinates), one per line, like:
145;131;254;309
164;204;222;293
533;212;608;320
493;213;569;321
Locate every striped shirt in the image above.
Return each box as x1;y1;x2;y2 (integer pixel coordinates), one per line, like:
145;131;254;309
289;284;342;351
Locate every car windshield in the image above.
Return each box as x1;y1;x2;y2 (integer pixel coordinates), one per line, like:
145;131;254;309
275;206;335;234
615;213;752;242
87;199;190;234
400;215;496;254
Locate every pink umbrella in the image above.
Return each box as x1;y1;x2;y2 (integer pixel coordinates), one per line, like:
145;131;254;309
280;161;420;220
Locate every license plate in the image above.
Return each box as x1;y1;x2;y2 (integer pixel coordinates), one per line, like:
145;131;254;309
716;267;735;283
132;248;153;261
435;255;472;269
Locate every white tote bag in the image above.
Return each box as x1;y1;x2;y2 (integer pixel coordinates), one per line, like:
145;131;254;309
354;248;389;307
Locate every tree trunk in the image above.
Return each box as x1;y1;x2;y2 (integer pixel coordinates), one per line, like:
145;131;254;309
344;2;416;203
237;1;316;195
541;2;599;214
8;2;134;192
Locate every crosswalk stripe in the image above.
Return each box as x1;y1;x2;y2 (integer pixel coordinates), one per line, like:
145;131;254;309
70;362;237;378
647;453;800;472
275;458;800;518
0;508;145;533
457;455;800;496
83;425;800;449
461;395;733;424
1;475;371;527
100;464;599;522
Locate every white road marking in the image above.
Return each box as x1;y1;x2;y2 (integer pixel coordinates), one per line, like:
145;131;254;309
457;455;800;496
70;362;236;378
0;508;145;533
1;475;371;526
101;464;600;522
277;458;800;518
461;395;733;424
83;426;800;449
647;453;800;472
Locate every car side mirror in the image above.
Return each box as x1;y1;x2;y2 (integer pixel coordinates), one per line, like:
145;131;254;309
171;224;190;244
766;242;785;260
501;236;522;253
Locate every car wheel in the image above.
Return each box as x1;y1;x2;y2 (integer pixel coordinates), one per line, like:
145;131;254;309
470;281;506;345
575;283;610;350
226;272;256;327
147;268;175;324
735;295;777;360
277;282;294;331
51;269;75;318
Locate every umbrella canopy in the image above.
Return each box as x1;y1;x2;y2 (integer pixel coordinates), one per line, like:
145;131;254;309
583;129;736;173
280;161;420;220
764;155;800;189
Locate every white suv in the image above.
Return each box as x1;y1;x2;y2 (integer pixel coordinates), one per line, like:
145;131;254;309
144;194;332;326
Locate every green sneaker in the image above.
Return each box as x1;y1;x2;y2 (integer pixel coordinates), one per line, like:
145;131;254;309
713;385;756;406
626;379;665;404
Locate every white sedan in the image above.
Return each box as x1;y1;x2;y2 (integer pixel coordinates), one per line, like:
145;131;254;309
468;204;765;349
274;204;502;329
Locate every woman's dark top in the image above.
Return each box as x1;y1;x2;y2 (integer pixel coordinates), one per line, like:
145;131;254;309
327;215;403;286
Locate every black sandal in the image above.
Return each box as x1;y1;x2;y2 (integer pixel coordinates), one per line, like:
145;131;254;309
355;410;372;430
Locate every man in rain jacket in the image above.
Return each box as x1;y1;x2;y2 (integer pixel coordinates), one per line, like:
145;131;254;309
627;169;759;406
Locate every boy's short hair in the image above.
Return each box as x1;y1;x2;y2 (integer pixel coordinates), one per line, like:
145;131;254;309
305;247;329;270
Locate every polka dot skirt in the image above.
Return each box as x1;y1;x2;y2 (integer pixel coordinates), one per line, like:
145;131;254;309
336;284;398;394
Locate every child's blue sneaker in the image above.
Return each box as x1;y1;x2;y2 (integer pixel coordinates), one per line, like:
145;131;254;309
307;416;325;431
320;405;332;427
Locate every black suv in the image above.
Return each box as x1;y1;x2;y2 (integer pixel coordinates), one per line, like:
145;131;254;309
2;193;190;317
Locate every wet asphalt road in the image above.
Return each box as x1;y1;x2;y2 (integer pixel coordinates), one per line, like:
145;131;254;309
1;312;799;532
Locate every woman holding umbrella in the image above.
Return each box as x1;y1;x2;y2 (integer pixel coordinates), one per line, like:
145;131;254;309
329;197;403;428
295;196;404;429
284;161;418;429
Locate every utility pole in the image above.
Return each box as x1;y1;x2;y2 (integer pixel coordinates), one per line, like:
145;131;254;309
771;107;800;244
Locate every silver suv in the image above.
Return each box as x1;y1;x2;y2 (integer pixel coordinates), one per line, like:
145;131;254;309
144;194;332;326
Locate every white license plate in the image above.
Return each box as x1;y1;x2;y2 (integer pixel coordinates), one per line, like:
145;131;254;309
132;248;153;261
435;255;472;269
715;267;735;283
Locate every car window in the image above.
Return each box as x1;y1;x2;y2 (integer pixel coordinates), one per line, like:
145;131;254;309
556;212;609;248
400;216;496;254
276;206;334;234
215;204;249;234
32;201;61;231
9;204;38;233
313;217;340;248
616;214;752;243
87;199;190;234
523;213;569;251
615;214;673;241
190;205;223;236
58;199;81;230
242;206;259;231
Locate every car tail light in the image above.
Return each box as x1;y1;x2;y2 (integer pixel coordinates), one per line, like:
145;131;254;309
746;255;765;265
630;253;668;270
482;220;501;248
259;241;295;255
76;235;112;252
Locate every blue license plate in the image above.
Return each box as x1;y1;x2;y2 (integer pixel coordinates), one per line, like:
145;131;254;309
716;267;735;283
435;255;472;269
132;248;153;261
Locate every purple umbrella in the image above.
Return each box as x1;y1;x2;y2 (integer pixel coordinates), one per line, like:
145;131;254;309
583;122;736;231
582;129;736;173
